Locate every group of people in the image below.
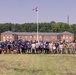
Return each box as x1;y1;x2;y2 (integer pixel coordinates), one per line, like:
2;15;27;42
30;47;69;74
0;40;76;54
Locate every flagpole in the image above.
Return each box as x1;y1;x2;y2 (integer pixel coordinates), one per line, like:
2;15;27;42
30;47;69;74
32;7;39;42
36;8;39;42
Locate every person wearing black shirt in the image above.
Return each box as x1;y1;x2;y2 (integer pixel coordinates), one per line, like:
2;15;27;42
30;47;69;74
0;43;2;54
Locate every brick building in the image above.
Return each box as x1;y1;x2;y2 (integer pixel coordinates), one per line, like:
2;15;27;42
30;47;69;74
0;31;74;42
1;31;17;42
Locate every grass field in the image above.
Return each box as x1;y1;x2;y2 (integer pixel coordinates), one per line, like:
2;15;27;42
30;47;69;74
0;54;76;75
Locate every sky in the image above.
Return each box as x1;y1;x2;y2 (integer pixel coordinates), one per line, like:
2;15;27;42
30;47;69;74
0;0;76;24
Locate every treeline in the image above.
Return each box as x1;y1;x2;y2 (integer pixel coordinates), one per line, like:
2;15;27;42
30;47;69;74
0;21;76;39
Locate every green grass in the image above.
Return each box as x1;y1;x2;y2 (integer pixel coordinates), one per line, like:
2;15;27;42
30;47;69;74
0;54;76;75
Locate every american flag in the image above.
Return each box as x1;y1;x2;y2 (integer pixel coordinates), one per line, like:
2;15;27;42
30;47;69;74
32;7;38;11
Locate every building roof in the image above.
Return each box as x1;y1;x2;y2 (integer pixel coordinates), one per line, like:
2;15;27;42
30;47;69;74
1;31;14;35
60;31;73;35
15;32;60;36
1;31;73;36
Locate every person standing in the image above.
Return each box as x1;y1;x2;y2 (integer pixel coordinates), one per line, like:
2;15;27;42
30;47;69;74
7;42;11;54
49;42;53;54
31;42;36;54
40;41;45;53
0;43;2;54
55;42;59;54
35;41;39;54
59;43;63;54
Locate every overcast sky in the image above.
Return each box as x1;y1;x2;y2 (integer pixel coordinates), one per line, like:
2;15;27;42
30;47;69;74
0;0;76;24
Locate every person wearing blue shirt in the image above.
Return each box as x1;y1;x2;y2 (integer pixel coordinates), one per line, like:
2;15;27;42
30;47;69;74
40;41;45;53
27;41;31;54
3;44;7;54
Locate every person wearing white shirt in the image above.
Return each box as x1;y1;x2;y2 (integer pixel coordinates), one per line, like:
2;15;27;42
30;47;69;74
31;42;36;54
49;42;53;54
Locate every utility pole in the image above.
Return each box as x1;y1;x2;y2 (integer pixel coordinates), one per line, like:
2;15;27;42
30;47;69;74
67;15;69;25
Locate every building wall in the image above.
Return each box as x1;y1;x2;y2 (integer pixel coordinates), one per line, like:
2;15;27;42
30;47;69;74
60;34;74;42
17;34;74;42
18;35;33;41
17;35;58;42
1;34;15;42
0;32;74;42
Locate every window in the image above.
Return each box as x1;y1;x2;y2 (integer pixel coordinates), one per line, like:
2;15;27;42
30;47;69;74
63;36;65;39
19;36;22;39
70;36;71;39
53;36;55;39
34;36;36;39
39;36;42;39
30;36;32;38
10;35;12;38
25;36;27;38
7;36;8;38
3;38;5;42
66;36;68;39
3;36;5;38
